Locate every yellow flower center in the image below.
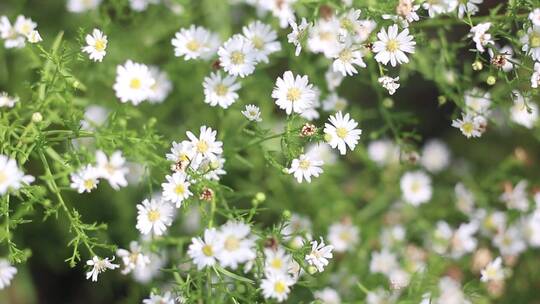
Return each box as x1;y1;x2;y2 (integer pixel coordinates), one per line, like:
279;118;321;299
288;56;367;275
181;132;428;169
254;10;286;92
274;281;286;294
224;236;240;251
462;122;474;135
84;179;95;190
339;49;353;62
531;33;540;48
0;171;7;184
174;184;185;195
94;39;106;51
214;84;229;96
202;244;214;257
339;231;351;241
186;40;201;52
410;181;421;193
299;159;311;170
336;127;348;139
270;258;283;269
147;210;160;222
319;31;333;41
386;39;400;52
130;78;142;89
178;153;189;162
231;51;245;65
196;140;209;153
286;88;301;102
252;36;264;50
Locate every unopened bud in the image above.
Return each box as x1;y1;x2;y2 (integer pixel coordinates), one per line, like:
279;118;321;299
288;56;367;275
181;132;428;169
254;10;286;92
472;61;483;71
382;98;394;108
300;123;317;137
32;112;43;123
486;75;496;85
199;188;214;202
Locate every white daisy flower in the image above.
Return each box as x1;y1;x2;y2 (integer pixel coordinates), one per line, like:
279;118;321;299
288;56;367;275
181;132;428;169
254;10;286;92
451;113;485;138
95;150;129;190
200;156;227;181
457;0;483;19
338;8;363;37
26;30;42;43
325;68;344;91
307;17;341;58
143;292;176;304
400;170;432;206
0;92;19;108
422;0;458;18
328;221;359;253
367;139;400;166
332;42;366;76
306;143;337;165
480;257;504;282
261;271;295;302
216;221;256;269
420;139;451;174
520;26;540;61
13;15;36;38
288;154;323;183
305;238;333;273
0;259;17;289
166;141;194;169
85;256;119;282
188;227;222;270
450;222;479;258
241;104;262;122
242;21;281;63
530;8;540;26
382;0;420;27
81;105;108;131
468;22;493;53
69;165;99;194
500;180;529;211
373;24;416;67
171;25;220;60
148;66;172;103
464;88;491;115
116;241;151;274
0;16;25;48
287;18;309;56
161;172;192;207
314;288;341;304
185;125;223;167
264;247;293;275
510;91;538;129
67;0;102;13
218;35;257;78
113;60;155;105
323;111;362;155
136;198;174;236
493;226;526;257
322;93;348;112
370;249;398;275
129;0;159;11
378;76;400;95
259;0;295;28
82;28;107;62
272;70;316;115
532;62;540;88
203;72;241;109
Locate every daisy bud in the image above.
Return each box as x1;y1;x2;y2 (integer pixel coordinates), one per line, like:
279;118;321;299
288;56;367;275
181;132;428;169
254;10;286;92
472;248;492;273
382;98;394;108
32;112;43;123
486;76;496;85
438;96;447;105
199;188;214;201
491;54;507;69
300;123;317;137
255;192;266;203
72;80;82;89
472;60;483;71
281;167;289;174
307;265;318;275
401;150;419;165
211;60;221;70
282;210;291;219
323;133;333;143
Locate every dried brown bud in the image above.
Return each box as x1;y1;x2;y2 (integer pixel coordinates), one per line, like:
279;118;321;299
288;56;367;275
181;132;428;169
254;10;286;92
300;123;317;137
264;237;278;250
212;60;221;70
199;188;214;201
171;161;186;172
491;54;507;69
319;5;333;20
472;248;493;273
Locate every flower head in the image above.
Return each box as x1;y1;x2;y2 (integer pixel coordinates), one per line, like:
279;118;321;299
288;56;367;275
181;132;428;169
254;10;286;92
323;111;362;155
